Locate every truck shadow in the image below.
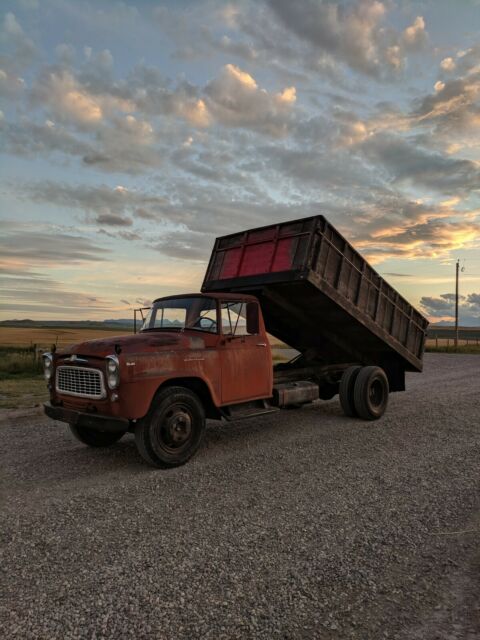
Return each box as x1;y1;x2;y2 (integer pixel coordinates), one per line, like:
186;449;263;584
19;402;352;487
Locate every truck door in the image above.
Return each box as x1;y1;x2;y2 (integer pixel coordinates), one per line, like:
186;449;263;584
219;300;272;405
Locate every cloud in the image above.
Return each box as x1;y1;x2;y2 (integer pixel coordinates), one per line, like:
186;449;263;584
0;223;108;270
0;12;35;101
96;213;133;227
1;117;94;158
266;0;427;78
440;57;456;72
0;221;114;318
0;12;37;72
355;218;480;264
403;45;480;152
131;62;297;136
402;16;427;50
0;67;25;99
30;67;135;129
0;281;110;314
22;182;164;227
420;292;480;324
382;272;413;278
359;133;480;195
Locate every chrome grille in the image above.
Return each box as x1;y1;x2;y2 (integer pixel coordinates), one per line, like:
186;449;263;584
56;366;105;399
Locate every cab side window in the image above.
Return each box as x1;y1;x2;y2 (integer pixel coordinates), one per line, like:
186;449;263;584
221;301;259;336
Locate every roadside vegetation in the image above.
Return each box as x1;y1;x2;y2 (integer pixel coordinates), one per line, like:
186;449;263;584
0;346;43;378
425;343;480;354
0;346;46;410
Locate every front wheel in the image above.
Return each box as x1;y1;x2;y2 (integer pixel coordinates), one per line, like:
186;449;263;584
353;366;389;420
69;424;125;447
135;386;205;468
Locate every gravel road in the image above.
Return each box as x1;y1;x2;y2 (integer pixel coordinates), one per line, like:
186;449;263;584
1;353;479;639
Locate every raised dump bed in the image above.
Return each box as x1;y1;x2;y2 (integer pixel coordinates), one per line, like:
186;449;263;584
202;216;428;380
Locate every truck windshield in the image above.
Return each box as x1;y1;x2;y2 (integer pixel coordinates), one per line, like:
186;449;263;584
141;297;217;333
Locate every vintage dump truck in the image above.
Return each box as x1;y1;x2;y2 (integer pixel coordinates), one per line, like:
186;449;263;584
43;215;428;468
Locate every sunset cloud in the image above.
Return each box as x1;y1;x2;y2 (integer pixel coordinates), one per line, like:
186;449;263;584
204;63;296;135
421;292;480;324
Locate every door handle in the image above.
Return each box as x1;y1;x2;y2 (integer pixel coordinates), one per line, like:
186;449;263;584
256;342;267;347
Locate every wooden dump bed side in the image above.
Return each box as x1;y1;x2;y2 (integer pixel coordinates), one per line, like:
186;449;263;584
202;216;428;372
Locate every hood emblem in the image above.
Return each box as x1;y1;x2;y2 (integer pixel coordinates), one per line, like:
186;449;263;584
65;354;88;363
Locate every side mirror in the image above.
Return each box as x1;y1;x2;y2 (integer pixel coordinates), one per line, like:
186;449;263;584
246;303;259;334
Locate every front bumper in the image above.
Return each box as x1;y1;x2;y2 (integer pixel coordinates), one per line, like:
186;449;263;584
44;402;129;433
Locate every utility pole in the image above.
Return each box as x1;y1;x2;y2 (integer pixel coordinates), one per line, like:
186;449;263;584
454;259;459;351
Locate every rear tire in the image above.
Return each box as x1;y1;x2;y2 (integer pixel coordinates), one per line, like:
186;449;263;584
353;366;389;420
339;366;362;417
69;424;125;447
135;386;205;468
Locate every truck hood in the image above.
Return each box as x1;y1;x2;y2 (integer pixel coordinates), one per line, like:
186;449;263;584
56;331;205;359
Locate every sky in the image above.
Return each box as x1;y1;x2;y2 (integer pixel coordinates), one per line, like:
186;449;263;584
1;0;480;324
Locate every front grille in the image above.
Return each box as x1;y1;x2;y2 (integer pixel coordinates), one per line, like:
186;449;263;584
56;366;105;399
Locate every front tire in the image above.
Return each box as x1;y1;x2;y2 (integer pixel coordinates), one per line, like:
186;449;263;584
353;366;389;420
69;424;125;447
135;386;205;468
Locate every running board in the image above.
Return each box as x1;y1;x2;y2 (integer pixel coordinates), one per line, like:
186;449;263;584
221;399;279;421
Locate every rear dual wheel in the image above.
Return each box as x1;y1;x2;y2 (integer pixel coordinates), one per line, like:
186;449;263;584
339;365;389;420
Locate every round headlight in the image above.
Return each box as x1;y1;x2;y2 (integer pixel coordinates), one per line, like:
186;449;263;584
105;355;120;390
108;373;118;388
42;353;53;381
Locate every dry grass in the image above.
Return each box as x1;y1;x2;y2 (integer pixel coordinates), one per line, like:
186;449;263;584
0;376;47;409
426;344;480;354
0;326;130;349
425;338;480;347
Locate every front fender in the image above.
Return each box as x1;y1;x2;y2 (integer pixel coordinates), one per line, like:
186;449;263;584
118;368;220;420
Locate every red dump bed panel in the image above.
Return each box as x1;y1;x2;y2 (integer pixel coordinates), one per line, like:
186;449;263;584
206;220;312;281
202;216;428;372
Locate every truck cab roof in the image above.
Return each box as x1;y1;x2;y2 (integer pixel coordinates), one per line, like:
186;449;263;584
152;292;259;304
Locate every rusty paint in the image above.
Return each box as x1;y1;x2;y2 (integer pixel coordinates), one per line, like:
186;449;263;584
49;294;272;421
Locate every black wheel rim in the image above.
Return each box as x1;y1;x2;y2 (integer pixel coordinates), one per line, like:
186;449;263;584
369;379;384;407
154;403;194;454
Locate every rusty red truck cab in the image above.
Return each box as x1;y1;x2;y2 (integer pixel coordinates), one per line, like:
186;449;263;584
44;293;277;467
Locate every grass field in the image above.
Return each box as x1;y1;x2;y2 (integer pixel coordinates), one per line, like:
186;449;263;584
0;326;131;349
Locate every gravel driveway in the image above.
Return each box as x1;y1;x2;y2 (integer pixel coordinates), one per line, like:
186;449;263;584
1;353;479;639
